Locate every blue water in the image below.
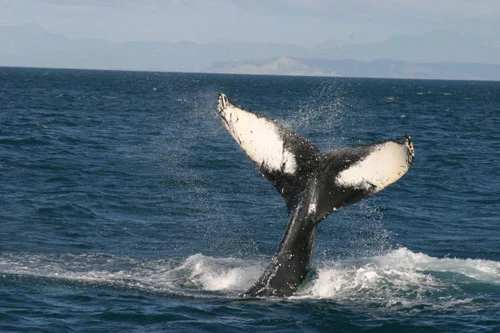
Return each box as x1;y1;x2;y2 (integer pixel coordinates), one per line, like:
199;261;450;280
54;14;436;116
1;67;499;332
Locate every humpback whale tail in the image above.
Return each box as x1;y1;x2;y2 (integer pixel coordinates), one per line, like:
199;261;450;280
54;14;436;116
217;93;414;297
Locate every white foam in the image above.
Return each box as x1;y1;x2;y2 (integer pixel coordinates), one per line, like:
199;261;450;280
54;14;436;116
1;249;498;307
176;253;262;292
294;247;500;310
0;252;262;296
376;247;500;283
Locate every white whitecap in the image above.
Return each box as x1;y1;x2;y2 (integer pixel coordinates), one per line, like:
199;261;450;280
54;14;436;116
1;249;498;307
293;247;500;311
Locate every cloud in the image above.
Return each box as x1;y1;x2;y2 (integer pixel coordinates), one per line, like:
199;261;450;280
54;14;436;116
0;0;498;46
245;0;500;21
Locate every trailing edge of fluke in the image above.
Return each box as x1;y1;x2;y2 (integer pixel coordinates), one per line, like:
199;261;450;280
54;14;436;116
216;93;414;297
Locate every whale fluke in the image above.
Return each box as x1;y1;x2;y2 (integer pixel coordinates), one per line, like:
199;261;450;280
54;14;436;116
217;93;414;297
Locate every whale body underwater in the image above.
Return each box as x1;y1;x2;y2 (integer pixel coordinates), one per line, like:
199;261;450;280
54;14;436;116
216;93;414;297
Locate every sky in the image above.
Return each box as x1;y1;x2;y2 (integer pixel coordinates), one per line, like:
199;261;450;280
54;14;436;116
0;0;499;46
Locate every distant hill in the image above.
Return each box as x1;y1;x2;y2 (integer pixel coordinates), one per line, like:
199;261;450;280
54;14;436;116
0;24;309;72
312;31;499;64
210;57;500;80
1;23;499;80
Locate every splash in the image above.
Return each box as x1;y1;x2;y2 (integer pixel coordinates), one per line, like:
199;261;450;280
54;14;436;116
283;81;348;150
0;252;262;297
294;247;500;311
1;248;499;308
175;253;262;292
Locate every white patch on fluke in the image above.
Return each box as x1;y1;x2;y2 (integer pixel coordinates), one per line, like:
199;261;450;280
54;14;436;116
218;94;297;174
307;181;318;215
335;141;411;192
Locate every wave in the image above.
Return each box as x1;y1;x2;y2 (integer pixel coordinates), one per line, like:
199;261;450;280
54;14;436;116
0;252;262;297
1;248;499;308
294;248;500;310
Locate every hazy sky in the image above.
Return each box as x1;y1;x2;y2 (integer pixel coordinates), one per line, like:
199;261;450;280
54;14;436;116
0;0;499;46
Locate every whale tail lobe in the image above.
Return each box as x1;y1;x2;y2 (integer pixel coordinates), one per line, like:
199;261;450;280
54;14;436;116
217;93;414;296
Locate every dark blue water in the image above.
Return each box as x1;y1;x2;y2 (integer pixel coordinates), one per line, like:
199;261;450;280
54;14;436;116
1;67;499;332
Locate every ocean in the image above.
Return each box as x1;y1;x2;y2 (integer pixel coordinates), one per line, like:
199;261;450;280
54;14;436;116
0;67;499;332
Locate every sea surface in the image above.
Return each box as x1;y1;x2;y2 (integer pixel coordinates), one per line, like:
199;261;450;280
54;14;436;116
0;67;499;332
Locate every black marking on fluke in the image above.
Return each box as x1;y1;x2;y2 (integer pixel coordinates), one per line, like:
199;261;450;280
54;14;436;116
216;93;414;297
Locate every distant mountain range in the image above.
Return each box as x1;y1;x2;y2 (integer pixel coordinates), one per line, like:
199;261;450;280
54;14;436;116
1;23;499;80
209;56;500;80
